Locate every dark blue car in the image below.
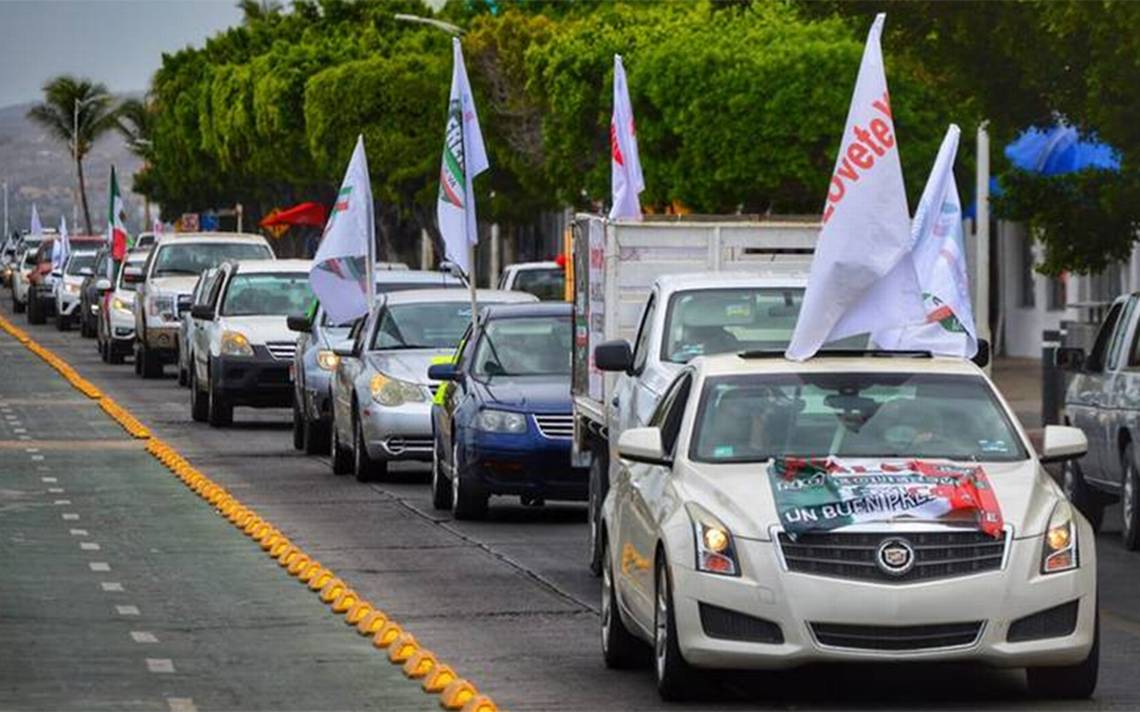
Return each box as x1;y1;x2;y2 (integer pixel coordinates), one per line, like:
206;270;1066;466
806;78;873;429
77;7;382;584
428;302;584;519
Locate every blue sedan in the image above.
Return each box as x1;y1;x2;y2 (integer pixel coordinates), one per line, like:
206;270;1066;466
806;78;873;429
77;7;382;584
428;302;585;519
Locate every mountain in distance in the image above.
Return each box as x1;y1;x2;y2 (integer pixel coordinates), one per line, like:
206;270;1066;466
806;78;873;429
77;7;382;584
0;99;144;236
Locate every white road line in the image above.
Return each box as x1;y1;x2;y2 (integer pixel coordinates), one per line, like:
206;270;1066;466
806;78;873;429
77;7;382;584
62;513;79;521
130;631;159;644
41;477;57;483
25;448;39;453
116;605;140;616
54;500;71;505
80;542;100;551
29;454;42;460
166;697;196;712
48;487;64;493
88;562;110;572
145;658;174;674
100;582;124;592
69;529;88;536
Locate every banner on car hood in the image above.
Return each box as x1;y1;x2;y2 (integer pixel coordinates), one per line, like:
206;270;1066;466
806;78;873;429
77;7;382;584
769;458;1003;538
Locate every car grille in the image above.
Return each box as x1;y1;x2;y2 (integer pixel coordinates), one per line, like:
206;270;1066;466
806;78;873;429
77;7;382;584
534;414;573;439
777;530;1005;584
383;437;433;456
266;341;296;361
811;621;983;651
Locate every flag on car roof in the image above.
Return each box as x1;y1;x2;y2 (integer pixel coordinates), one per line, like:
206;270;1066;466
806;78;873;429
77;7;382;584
108;166;129;261
309;135;375;325
609;54;644;221
874;125;977;357
436;37;488;277
785;13;924;361
52;216;70;273
29;203;42;238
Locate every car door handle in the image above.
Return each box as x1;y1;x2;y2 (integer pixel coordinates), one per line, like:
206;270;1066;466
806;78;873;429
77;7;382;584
612;396;620;407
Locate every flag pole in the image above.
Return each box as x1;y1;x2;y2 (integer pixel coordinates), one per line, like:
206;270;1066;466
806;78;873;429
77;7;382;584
468;242;477;336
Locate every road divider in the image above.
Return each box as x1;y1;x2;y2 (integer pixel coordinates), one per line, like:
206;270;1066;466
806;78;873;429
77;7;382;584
0;312;500;712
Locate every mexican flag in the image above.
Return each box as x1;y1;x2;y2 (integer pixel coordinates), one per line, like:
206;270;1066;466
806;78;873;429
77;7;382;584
769;458;1004;538
108;166;129;261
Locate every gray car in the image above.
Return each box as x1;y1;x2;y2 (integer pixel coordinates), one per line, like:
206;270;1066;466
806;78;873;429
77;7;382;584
289;269;462;455
328;288;537;481
1060;292;1140;550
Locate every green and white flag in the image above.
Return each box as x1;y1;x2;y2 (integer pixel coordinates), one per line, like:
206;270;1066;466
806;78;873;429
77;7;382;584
436;37;488;277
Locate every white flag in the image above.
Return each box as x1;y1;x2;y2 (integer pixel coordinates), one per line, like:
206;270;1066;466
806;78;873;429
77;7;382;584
437;37;489;277
29;204;42;238
309;135;375;325
52;216;71;273
875;125;977;357
786;14;923;361
609;54;644;221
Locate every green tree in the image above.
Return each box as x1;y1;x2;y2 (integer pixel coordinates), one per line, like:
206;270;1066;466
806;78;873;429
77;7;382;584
27;75;120;234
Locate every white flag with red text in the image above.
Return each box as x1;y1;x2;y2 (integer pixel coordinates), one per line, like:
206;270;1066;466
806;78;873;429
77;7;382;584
609;54;644;221
786;14;924;361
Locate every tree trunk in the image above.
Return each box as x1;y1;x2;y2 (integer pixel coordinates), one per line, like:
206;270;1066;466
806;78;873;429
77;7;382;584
76;157;93;235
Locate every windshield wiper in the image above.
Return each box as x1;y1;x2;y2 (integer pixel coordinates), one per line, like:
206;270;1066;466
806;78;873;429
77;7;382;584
378;344;435;351
155;268;198;276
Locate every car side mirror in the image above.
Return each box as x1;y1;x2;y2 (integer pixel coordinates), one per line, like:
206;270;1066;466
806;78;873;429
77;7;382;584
1040;425;1088;464
617;427;671;466
190;304;214;321
51;270;62;279
177;295;193;314
331;339;355;358
1055;346;1086;372
971;339;990;369
428;362;462;382
595;339;634;373
94;278;112;292
286;313;312;334
123;266;144;284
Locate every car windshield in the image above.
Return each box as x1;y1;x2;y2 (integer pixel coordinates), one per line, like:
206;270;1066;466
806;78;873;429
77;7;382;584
511;268;564;301
153;242;271;276
691;372;1028;463
370;302;473;350
472;315;572;378
221;273;313;316
65;253;97;275
23;251;37;266
662;287;805;363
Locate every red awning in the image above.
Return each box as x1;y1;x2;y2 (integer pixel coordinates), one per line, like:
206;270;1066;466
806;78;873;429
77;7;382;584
260;201;328;229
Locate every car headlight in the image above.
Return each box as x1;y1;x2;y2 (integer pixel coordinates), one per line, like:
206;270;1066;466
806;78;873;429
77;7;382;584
370;373;425;407
64;283;80;294
220;330;254;357
686;502;740;576
148;293;176;320
112;297;132;314
1041;499;1078;574
474;408;527;433
317;349;339;371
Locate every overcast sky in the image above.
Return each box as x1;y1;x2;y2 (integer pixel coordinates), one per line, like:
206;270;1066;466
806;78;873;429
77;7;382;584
0;0;243;108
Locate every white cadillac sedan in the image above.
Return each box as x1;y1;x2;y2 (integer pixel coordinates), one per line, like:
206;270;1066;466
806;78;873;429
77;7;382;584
601;352;1098;701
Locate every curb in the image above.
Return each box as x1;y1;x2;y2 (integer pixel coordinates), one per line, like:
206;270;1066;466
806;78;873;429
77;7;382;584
0;313;500;712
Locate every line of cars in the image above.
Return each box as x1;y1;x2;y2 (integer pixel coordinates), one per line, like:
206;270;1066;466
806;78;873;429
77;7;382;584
1;221;1104;701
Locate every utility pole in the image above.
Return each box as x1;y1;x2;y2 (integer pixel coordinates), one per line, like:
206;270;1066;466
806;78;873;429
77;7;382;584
73;98;79;230
3;181;8;239
975;122;991;349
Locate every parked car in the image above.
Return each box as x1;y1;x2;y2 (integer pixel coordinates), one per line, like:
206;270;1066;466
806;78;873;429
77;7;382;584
98;251;149;364
133;232;157;251
289;268;462;455
177;268;220;387
189;259;312;426
1058;293;1140;549
53;248;100;331
27;236;103;324
134;232;274;378
10;243;41;313
601;351;1097;700
328;288;536;481
78;248;115;338
498;261;565;301
428;302;583;518
1;233;18;287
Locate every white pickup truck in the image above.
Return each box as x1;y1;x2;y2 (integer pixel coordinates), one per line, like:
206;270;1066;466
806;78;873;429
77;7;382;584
569;214;818;573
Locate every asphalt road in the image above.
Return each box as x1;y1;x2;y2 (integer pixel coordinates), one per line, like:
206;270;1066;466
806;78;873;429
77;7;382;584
3;300;1140;710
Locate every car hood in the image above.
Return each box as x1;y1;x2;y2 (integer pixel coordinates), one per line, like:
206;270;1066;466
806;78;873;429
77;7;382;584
679;458;1061;542
364;348;451;384
216;315;292;345
148;275;198;296
472;375;571;413
111;289;136;304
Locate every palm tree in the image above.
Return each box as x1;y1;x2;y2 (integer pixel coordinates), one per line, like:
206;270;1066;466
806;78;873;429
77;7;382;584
27;76;119;235
115;97;155;225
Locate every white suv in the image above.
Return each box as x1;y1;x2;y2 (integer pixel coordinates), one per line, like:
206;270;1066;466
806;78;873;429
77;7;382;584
133;233;273;378
53;249;99;331
189;259;312;427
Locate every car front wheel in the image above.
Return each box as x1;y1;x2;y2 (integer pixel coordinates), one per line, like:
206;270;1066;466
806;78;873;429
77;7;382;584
588;445;609;577
1123;444;1140;550
430;440;452;510
330;416;352;475
189;368;208;423
207;371;233;427
654;555;694;701
602;535;642;669
291;396;304;450
1063;458;1106;533
1026;606;1099;699
353;413;386;482
451;442;487;520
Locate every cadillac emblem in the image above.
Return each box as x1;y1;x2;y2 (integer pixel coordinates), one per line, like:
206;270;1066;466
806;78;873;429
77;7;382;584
876;538;915;577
